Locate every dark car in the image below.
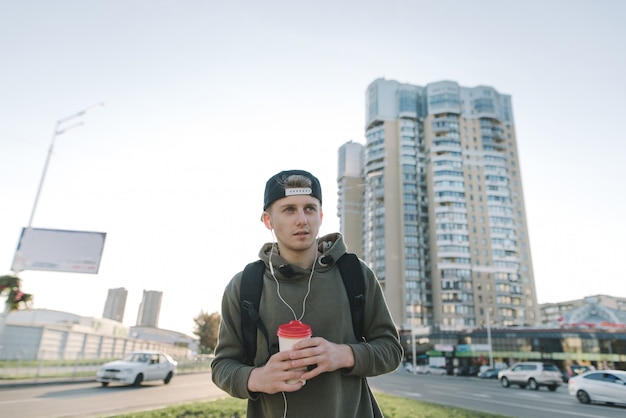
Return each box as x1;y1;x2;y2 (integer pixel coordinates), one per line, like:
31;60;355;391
478;368;500;379
454;366;479;376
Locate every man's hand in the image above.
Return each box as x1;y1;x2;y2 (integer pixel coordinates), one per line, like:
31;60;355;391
247;338;355;394
288;337;355;380
247;350;307;394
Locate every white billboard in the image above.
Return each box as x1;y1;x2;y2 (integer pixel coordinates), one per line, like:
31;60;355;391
11;227;106;274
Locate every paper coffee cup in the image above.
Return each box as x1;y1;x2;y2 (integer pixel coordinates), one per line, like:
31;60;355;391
277;320;312;384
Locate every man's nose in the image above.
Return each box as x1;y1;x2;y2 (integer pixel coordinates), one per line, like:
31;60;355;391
295;209;308;225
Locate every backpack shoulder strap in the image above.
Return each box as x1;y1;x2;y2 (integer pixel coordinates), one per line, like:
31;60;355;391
240;254;366;365
240;259;268;365
336;253;366;342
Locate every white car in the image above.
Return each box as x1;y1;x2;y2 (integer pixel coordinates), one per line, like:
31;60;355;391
96;351;177;387
415;365;447;375
568;369;626;406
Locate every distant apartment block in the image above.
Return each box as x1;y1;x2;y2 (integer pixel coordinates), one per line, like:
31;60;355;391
337;141;365;258
102;287;128;323
338;78;538;331
136;290;163;327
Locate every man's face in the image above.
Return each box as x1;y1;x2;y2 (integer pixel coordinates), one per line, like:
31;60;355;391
266;194;323;254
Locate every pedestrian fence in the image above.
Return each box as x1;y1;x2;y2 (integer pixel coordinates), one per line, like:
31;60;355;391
0;349;213;382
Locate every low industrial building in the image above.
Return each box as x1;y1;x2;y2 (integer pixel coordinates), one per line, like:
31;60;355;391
0;309;198;361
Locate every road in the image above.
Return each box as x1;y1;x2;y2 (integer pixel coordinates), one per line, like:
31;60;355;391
1;370;625;418
0;372;225;418
369;371;626;418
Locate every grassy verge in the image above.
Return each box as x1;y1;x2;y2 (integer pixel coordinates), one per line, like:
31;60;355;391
110;392;510;418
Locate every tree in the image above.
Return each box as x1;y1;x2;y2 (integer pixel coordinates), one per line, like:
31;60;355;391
0;275;33;311
193;310;221;354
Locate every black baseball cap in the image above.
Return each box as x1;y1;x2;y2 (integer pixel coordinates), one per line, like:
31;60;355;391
263;170;322;211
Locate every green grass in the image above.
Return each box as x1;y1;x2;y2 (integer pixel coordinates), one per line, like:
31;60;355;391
109;392;510;418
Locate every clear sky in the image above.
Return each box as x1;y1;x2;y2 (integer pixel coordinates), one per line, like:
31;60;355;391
1;0;625;335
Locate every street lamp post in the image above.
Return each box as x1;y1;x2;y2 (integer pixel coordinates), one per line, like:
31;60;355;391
1;104;104;335
411;326;417;374
27;103;104;228
486;307;494;369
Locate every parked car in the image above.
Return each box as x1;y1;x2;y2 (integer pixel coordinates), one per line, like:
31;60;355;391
415;365;447;375
568;370;626;406
498;361;561;391
403;362;416;373
562;365;596;382
569;364;596;377
454;366;478;376
96;351;177;387
478;368;500;379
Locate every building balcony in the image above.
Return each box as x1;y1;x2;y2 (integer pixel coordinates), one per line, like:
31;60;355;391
437;262;472;271
434;205;467;215
485;179;509;188
431;124;450;134
438;251;471;258
492;127;505;140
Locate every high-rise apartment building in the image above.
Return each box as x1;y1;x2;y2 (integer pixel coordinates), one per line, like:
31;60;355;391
136;290;163;327
337;141;365;258
102;287;128;323
338;78;539;331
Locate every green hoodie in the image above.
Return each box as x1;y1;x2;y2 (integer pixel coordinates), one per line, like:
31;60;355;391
211;233;403;418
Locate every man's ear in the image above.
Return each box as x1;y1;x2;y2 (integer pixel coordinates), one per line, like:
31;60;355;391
262;212;273;230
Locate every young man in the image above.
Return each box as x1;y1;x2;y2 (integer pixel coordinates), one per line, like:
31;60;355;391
211;169;402;418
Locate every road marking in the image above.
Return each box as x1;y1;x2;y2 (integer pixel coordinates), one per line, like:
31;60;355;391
398;391;422;398
429;391;610;418
0;399;42;405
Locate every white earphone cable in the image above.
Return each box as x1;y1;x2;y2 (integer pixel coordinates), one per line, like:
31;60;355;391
268;229;316;418
268;232;317;321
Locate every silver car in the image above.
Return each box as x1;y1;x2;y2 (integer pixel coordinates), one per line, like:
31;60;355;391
498;361;561;391
568;370;626;406
415;365;447;375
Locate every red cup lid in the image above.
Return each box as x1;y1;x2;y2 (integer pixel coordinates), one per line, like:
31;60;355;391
277;320;312;338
